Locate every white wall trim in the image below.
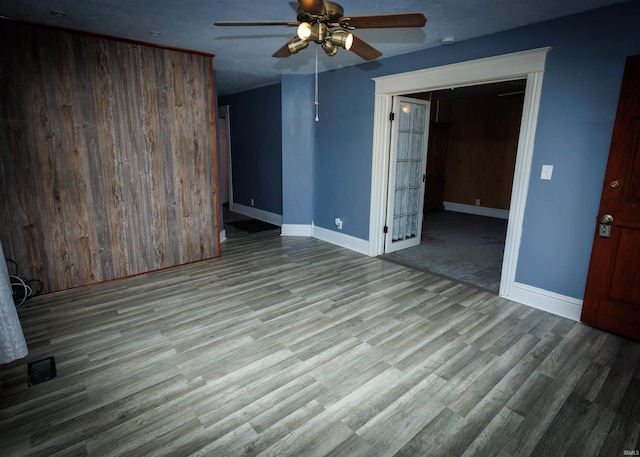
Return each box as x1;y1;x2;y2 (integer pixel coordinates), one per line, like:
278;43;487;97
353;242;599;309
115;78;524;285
220;229;227;243
499;68;545;299
369;47;551;307
443;202;510;220
230;203;283;226
506;282;583;321
278;213;582;325
312;226;370;256
280;223;369;254
368;92;394;257
372;47;551;95
281;224;313;237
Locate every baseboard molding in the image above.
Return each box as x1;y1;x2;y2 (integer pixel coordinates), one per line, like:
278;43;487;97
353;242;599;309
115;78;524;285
312;226;370;256
506;282;583;321
230;203;283;226
281;223;370;255
220;229;227;243
281;224;313;237
280;223;582;322
444;202;509;220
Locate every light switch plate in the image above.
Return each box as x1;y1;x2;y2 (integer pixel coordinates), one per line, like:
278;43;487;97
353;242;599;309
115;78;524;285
541;164;553;180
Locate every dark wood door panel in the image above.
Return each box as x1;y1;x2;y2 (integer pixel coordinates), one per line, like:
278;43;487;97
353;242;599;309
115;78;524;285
608;228;640;304
581;55;640;341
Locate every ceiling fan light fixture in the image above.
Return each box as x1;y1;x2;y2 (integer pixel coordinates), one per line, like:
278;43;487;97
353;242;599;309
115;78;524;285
215;1;428;62
287;37;310;54
329;29;353;50
297;22;312;40
321;39;338;56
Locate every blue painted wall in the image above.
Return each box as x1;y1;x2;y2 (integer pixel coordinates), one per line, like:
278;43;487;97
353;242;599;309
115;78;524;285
282;75;315;225
313;67;375;240
219;84;283;215
220;1;640;301
309;0;639;299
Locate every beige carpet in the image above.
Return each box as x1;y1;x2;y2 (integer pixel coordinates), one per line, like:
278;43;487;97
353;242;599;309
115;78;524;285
381;211;508;292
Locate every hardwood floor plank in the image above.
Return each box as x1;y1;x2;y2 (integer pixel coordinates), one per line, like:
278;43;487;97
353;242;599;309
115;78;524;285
249;376;327;434
501;356;592;456
394;406;463;456
1;228;639;456
254;404;350;457
460;406;524;457
448;334;541;417
29;375;203;448
596;414;640;457
248;400;329;455
532;392;617;457
355;373;448;456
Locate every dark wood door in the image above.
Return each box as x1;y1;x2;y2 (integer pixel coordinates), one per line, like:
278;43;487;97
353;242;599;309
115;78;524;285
581;55;640;341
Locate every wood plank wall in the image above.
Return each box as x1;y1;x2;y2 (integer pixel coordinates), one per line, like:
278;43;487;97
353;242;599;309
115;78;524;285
0;20;219;294
436;93;524;210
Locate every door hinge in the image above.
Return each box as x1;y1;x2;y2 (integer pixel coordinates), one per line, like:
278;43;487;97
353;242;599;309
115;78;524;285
389;112;395;121
383;225;388;234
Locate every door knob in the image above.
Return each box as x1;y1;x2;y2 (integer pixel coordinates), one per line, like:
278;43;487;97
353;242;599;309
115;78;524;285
600;214;613;224
610;179;621;188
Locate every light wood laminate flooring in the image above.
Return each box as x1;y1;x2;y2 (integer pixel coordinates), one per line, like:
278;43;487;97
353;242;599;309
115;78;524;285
1;227;639;456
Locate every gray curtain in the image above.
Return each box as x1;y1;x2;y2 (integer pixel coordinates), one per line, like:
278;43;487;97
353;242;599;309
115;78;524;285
0;241;28;363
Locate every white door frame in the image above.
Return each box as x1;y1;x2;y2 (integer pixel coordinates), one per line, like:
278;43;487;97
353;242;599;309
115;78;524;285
368;47;550;298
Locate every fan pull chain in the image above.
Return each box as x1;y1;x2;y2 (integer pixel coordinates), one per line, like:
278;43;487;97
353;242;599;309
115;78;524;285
314;45;319;122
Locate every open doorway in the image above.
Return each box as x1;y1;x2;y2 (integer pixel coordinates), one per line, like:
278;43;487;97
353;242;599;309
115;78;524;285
382;80;526;292
218;105;232;207
368;48;550;299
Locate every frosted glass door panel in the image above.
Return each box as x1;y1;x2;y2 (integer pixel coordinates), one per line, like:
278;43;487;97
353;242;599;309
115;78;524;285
385;97;430;253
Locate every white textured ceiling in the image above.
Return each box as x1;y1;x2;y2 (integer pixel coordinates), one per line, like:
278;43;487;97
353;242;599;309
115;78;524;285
0;0;628;95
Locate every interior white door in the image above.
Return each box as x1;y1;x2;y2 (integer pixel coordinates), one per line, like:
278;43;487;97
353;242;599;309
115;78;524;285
385;96;430;253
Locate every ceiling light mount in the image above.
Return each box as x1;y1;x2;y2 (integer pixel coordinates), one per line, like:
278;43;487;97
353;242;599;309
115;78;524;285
441;36;456;45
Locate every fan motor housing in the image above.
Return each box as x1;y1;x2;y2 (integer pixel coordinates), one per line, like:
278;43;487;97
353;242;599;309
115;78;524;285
297;1;345;23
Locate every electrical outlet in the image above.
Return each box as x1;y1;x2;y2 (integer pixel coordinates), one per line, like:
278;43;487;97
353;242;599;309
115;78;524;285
250;198;255;206
475;199;481;206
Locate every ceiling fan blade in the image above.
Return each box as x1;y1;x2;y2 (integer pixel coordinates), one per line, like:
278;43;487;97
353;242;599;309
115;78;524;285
273;41;293;58
298;0;326;16
349;35;382;61
214;20;298;27
344;13;427;29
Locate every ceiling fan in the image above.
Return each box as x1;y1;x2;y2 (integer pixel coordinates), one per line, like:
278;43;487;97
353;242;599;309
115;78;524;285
214;0;427;60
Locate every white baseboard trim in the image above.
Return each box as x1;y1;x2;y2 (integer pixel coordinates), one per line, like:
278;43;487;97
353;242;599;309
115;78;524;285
444;202;509;220
280;223;370;255
230;202;283;226
505;282;583;321
281;224;313;237
279;224;583;323
312;226;370;256
220;229;227;243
